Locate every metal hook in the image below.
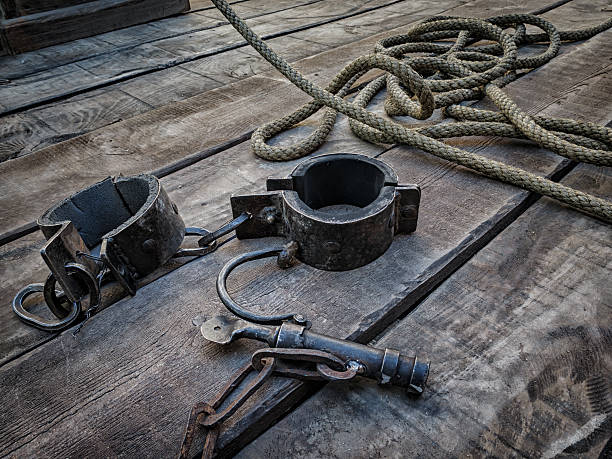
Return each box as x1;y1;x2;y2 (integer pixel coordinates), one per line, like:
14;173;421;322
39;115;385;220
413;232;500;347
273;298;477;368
173;212;251;258
216;246;308;326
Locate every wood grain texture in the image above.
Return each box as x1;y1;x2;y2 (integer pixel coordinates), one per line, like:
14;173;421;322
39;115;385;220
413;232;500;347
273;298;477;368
0;0;400;114
0;0;452;167
0;111;59;162
237;160;612;458
0;0;299;80
0;0;191;54
0;0;471;235
0;3;609;456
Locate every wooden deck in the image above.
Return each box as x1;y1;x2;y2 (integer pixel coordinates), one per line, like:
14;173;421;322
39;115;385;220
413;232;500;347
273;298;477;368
0;0;610;457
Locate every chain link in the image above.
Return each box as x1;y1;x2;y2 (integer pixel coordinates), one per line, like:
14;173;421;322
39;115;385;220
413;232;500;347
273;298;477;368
178;348;358;458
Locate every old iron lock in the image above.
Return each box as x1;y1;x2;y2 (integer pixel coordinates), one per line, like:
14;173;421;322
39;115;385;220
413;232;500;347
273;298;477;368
179;314;430;458
231;153;421;271
201;315;429;394
179;155;426;458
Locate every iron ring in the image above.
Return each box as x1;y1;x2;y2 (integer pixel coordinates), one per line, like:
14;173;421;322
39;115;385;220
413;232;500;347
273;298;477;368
13;263;101;332
43;272;72;319
12;284;81;332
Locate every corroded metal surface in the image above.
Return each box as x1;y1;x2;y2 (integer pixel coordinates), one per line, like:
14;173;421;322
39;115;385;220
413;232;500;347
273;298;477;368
231;153;421;271
13;175;186;331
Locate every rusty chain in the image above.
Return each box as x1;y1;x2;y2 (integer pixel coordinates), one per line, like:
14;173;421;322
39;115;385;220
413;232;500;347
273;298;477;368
178;348;359;458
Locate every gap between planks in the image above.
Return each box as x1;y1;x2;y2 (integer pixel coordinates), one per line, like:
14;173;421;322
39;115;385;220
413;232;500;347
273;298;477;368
0;0;608;454
0;0;607;365
0;0;407;117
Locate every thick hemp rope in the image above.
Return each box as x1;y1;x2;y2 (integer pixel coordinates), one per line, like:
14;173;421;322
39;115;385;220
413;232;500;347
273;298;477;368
210;0;612;222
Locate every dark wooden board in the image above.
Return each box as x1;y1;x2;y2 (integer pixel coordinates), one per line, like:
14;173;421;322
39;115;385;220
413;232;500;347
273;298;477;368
0;0;402;114
0;0;290;80
0;1;609;456
0;0;456;167
0;0;191;54
237;159;612;458
0;0;473;235
0;0;92;19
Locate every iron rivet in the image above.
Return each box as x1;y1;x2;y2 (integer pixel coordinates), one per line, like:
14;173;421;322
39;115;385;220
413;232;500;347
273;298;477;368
265;214;276;224
323;241;341;253
142;239;157;253
400;205;418;219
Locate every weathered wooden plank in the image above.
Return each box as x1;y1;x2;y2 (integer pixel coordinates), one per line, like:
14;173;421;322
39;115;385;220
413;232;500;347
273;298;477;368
8;38;325;163
0;0;470;235
0;6;609;457
0;10;334;162
237;159;612;458
0;0;190;54
0;63;110;112
0;0;400;114
26;88;154;142
0;112;59;162
0;0;312;80
0;0;605;364
0;0;451;166
2;36;113;76
179;0;431;78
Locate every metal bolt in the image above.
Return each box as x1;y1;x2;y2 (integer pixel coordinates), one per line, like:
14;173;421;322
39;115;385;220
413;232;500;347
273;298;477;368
347;360;366;374
277;241;299;269
265;213;276;225
323;241;341;253
142;239;157;253
400;205;418;219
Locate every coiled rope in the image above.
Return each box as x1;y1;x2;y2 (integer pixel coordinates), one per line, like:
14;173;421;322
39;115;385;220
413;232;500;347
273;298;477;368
211;0;612;222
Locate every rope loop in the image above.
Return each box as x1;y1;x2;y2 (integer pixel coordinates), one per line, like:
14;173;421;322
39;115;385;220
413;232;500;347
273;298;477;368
211;0;612;222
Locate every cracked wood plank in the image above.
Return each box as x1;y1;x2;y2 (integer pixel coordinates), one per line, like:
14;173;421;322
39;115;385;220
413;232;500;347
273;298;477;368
237;160;612;458
0;1;609;456
0;0;445;164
